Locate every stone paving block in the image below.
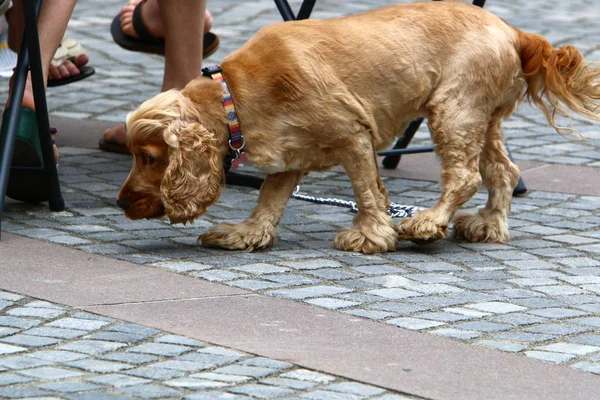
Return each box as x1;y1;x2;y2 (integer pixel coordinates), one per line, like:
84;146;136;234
6;307;65;319
0;334;61;348
228;280;285;290
324;382;386;396
25;327;87;340
229;383;295;399
127;343;191;356
525;351;577;363
268;286;352;300
466;302;527;314
475;340;527;353
404;262;464;272
572;362;600;375
124;366;187;380
117;384;182;399
0;343;26;355
155;335;205;347
0;372;31;386
0;355;53;369
18;366;84;379
299;389;363;400
454;321;513;332
100;352;159;365
65;359;133;373
386;317;445;330
212;365;277;379
232;263;290;275
343;309;397;320
192;372;252;383
492;332;555;343
85;373;151;387
38;381;105;393
260;377;318;390
164;377;230;389
431;328;482;340
48;318;110;331
26;350;88;362
0;387;51;399
58;340;125;355
0;316;42;329
528;308;589;318
305;298;360;309
279;259;343;270
536;342;600;355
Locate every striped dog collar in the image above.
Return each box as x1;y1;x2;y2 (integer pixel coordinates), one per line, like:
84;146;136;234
201;64;247;168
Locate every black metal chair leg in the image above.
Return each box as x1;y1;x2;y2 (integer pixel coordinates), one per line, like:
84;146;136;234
381;118;428;169
23;0;64;211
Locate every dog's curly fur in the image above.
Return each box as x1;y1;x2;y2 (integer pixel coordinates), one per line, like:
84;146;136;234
118;1;600;253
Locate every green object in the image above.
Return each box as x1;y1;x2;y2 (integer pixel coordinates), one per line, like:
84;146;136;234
0;106;50;202
1;106;44;167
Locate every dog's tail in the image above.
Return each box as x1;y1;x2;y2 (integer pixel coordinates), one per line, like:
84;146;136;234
518;29;600;136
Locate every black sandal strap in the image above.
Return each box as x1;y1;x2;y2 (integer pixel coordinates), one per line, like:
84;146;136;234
132;0;159;42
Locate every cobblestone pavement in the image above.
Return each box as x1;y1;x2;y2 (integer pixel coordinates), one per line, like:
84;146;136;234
4;148;600;377
2;0;600;397
0;292;415;400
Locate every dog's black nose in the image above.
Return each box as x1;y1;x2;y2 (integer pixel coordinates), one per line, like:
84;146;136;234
116;199;130;210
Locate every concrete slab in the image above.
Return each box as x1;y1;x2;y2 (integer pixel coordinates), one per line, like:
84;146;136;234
0;233;248;306
84;294;600;400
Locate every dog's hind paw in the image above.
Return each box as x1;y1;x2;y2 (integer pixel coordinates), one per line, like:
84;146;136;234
453;210;510;243
396;213;448;244
200;221;277;251
334;225;397;254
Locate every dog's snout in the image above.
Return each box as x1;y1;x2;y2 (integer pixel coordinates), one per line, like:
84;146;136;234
117;199;130;210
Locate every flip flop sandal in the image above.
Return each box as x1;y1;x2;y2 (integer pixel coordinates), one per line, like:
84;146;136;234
110;0;220;58
0;107;58;203
47;37;95;87
98;138;130;154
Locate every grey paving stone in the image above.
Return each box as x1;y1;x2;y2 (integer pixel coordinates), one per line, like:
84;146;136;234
0;316;42;329
323;382;386;396
65;359;133;373
1;349;60;368
124;366;187;380
0;372;32;386
0;334;61;347
48;318;110;331
6;307;65;319
476;340;527;352
454;321;513;332
260;377;318;390
155;335;205;347
117;384;182;399
0;343;26;355
279;259;343;270
127;343;191;356
38;381;105;393
213;365;277;378
85;373;152;388
431;328;482;340
25;327;87;340
164;377;231;389
567;334;600;347
299;389;363;400
100;352;159;365
525;351;576;363
404;262;464;272
0;328;18;338
18;367;84;379
25;350;88;362
268;286;352;300
492;332;556;343
343;309;397;320
487;313;548;326
386;318;445;330
528;308;589;318
229;383;295;399
58;340;126;355
0;387;51;399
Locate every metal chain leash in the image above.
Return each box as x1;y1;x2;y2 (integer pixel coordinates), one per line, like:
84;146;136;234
291;186;421;218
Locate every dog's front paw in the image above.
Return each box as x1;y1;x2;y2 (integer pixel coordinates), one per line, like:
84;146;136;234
200;222;277;251
397;212;448;245
453;210;510;243
334;224;397;254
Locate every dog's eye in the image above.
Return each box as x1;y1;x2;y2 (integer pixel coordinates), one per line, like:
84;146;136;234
141;154;155;166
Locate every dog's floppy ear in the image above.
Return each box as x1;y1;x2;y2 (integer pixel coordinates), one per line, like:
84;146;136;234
161;121;224;224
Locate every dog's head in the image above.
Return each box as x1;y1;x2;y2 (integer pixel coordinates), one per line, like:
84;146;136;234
117;89;224;224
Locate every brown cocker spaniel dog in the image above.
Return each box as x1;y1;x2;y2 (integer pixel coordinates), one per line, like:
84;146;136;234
117;1;600;254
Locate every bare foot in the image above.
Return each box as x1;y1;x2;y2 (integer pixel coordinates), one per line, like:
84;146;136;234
103;123;127;146
120;0;213;39
48;53;89;82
